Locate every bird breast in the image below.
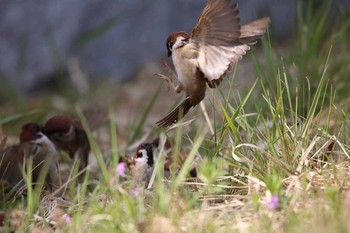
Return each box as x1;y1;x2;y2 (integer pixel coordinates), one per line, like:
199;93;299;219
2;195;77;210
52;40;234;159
131;161;153;188
172;44;206;103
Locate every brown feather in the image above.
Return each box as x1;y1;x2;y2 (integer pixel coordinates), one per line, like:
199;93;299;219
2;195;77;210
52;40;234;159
239;18;271;44
43;116;90;181
0;129;58;194
156;98;193;127
190;0;270;82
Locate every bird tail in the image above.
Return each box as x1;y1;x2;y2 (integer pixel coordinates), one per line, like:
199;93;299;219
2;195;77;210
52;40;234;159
239;17;271;45
156;98;193;127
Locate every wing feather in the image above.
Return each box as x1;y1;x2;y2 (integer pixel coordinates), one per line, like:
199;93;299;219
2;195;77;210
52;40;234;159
191;0;270;83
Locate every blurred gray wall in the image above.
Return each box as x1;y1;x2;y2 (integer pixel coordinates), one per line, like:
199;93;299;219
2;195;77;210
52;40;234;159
0;0;348;94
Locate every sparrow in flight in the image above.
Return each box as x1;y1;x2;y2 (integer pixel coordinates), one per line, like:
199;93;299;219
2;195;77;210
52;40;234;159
156;0;270;127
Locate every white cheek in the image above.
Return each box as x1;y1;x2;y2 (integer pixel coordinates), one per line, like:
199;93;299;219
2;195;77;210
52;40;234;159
34;133;49;144
34;133;57;153
135;149;148;165
173;37;185;50
136;157;148;165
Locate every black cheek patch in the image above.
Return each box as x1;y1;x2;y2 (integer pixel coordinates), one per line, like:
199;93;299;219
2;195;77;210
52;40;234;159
167;42;173;57
144;144;154;167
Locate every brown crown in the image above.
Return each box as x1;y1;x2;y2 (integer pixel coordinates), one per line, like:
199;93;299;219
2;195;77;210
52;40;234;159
43;115;82;134
19;123;41;143
166;31;190;57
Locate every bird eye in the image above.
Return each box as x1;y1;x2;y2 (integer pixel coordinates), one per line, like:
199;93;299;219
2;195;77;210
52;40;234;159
181;37;189;43
137;151;143;158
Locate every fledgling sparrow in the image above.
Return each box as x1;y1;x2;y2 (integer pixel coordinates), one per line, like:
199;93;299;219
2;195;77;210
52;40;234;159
129;143;155;189
156;0;270;127
129;138;197;189
42;115;90;180
0;123;58;192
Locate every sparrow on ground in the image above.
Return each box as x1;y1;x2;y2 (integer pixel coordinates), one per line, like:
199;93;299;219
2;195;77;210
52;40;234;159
42;115;90;180
0;123;58;193
128;138;197;189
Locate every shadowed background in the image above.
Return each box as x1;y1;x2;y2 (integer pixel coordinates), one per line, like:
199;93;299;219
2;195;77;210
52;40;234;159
1;0;349;96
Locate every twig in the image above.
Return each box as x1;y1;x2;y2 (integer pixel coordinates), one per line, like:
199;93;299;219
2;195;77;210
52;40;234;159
200;101;214;135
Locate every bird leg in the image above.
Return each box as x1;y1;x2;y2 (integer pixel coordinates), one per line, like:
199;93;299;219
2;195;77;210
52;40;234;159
155;59;182;93
161;59;176;80
154;73;182;93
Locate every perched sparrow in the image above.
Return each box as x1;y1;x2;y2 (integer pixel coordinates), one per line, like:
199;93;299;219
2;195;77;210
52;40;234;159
129;138;197;188
130;143;155;189
0;123;58;192
156;0;270;127
43;116;90;179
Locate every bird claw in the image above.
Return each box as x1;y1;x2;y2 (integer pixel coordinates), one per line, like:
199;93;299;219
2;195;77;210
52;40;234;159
154;73;173;92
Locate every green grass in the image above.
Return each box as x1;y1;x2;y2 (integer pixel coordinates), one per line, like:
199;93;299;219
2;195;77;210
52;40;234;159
1;2;350;232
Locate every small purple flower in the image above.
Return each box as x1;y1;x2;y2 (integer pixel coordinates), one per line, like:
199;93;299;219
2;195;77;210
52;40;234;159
116;162;126;177
266;194;279;210
131;187;140;197
64;214;72;224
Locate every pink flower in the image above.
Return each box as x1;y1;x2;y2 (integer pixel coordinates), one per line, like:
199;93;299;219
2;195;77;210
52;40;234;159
116;162;126;177
131;187;140;197
266;194;279;210
64;214;72;224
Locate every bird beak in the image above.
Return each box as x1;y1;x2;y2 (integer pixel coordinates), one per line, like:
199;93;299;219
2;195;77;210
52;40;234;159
167;50;172;57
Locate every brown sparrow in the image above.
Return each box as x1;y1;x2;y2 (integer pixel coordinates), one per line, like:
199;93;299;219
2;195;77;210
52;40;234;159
156;0;270;127
0;123;58;192
42;115;90;179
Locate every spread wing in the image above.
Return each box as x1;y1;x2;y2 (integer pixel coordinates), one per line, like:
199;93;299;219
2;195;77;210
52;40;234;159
191;0;270;87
